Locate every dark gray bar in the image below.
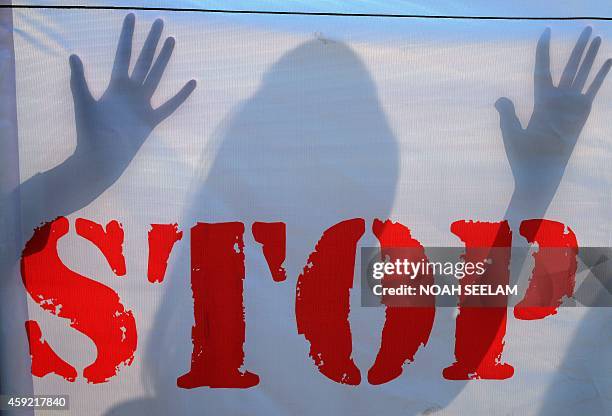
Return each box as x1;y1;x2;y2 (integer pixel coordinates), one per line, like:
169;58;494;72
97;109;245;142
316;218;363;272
361;247;612;307
0;395;69;411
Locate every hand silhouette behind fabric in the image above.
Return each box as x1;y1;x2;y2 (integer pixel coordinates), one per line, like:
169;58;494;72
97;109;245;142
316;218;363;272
2;13;196;407
494;28;612;416
70;13;196;187
496;27;611;200
19;13;196;234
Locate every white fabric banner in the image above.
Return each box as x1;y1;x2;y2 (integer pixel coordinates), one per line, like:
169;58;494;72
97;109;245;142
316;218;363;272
2;2;612;415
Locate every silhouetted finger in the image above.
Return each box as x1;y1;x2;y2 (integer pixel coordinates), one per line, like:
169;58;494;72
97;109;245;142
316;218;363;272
586;58;612;101
69;54;94;108
573;36;601;92
143;37;174;97
495;97;523;143
535;28;553;93
559;26;592;88
111;13;135;82
154;79;197;124
132;18;163;84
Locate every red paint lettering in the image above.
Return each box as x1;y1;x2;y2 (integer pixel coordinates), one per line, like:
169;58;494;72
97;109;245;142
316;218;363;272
514;219;578;320
443;220;514;380
295;218;365;385
252;222;287;282
21;217;137;383
368;219;435;385
177;222;259;389
75;218;126;276
147;223;183;283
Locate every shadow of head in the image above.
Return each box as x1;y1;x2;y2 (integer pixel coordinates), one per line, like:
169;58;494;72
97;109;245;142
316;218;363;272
203;38;399;224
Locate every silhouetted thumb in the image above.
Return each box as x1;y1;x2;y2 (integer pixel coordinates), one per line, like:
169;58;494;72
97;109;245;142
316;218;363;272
494;97;522;133
69;55;94;108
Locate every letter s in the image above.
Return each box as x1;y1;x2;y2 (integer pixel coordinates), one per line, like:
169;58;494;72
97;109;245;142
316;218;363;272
21;217;137;383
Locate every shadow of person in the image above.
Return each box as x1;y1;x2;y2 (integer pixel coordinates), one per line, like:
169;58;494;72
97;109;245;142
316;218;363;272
102;38;472;415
